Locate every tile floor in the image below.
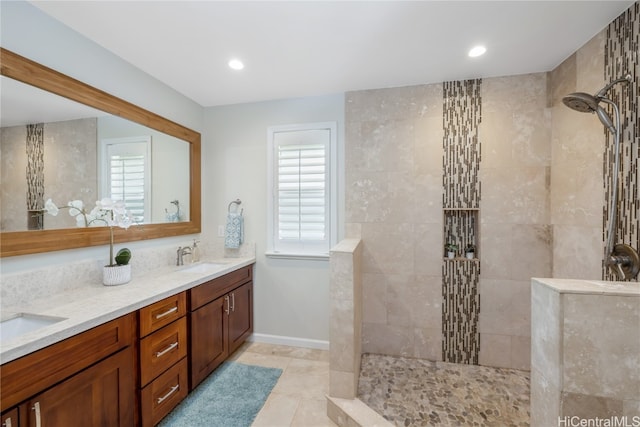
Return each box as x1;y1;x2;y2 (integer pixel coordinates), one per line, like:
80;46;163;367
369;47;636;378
229;341;338;427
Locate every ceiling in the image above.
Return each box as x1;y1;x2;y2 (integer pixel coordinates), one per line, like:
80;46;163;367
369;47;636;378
31;1;635;108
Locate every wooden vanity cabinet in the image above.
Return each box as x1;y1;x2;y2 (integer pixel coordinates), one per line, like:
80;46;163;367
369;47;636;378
138;292;188;427
0;313;135;427
189;264;253;389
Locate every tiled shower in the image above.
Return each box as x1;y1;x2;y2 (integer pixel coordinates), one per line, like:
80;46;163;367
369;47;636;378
345;2;638;370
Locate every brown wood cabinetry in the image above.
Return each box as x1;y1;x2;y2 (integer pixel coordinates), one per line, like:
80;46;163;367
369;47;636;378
0;264;254;427
189;265;253;389
138;293;188;427
0;313;136;427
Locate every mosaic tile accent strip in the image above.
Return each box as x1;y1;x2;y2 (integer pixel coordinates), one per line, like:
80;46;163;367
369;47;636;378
603;3;639;281
442;80;482;364
442;79;482;209
26;123;44;230
442;260;480;364
358;353;530;426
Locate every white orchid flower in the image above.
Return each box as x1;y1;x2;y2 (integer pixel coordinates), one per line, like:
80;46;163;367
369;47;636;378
68;200;84;217
44;198;59;216
96;198;114;211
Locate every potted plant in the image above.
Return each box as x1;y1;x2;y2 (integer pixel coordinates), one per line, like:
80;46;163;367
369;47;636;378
464;243;476;260
444;242;458;259
44;197;134;285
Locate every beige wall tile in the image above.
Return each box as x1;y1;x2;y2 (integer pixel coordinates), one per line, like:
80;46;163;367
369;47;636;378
329;370;356;399
362;322;413;357
414;224;443;276
530;366;562;427
563;294;640;399
531;281;561;387
479;333;511;368
511;335;531;371
552;225;603;279
413;327;443;361
561;392;624;419
548;52;576;107
361;223;414;274
480;166;549;225
479;279;531;337
362;273;387;324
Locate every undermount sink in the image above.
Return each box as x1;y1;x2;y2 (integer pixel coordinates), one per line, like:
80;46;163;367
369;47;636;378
0;313;67;343
178;262;226;274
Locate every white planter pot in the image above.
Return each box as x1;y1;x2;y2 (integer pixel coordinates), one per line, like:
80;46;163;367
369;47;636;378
447;251;455;259
103;264;131;286
466;252;474;259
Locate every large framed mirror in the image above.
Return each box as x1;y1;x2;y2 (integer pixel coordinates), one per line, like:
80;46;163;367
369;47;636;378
0;48;201;257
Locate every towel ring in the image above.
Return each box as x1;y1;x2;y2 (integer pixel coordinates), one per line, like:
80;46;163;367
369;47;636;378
228;199;243;214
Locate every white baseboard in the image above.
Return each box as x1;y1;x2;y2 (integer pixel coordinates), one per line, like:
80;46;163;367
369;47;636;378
249;333;329;351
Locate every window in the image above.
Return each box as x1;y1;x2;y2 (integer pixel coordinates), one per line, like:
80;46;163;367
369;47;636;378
99;136;151;224
267;122;337;259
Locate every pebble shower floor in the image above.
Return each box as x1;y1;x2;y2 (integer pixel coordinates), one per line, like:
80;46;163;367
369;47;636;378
358;353;530;426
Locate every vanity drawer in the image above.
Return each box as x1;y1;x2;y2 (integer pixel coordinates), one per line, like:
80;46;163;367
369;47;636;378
190;265;252;310
140;357;188;427
139;317;187;387
139;292;186;337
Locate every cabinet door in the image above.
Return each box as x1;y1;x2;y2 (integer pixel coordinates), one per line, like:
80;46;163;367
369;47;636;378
189;295;228;389
22;347;134;427
1;408;18;427
228;281;253;355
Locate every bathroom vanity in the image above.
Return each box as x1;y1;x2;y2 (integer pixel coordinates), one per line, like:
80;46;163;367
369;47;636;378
0;258;254;427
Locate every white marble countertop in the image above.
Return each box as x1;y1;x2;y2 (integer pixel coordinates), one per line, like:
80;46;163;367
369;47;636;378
532;277;640;296
0;257;255;364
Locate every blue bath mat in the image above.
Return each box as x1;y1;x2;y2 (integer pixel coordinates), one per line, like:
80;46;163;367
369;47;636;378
159;361;282;427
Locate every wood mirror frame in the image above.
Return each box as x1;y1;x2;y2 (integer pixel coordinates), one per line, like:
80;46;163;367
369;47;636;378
0;48;201;257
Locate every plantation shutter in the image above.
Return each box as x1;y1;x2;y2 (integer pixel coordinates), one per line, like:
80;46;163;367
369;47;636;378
109;153;145;223
101;136;151;224
277;141;327;242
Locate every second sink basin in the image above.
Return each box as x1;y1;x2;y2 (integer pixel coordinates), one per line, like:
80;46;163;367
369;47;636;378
0;313;67;343
178;262;226;274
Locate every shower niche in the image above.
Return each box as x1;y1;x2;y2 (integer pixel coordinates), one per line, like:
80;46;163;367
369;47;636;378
443;209;479;261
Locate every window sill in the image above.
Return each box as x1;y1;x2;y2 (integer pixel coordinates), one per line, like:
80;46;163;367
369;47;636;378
265;252;329;261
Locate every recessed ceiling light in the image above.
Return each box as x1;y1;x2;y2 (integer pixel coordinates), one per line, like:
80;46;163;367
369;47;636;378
468;45;487;58
228;58;244;70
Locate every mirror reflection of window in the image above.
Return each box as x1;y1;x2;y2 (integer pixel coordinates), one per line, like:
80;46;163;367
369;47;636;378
100;136;151;224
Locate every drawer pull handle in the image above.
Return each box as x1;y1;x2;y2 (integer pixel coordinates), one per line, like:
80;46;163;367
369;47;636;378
155;306;178;319
32;402;42;427
157;384;180;404
230;292;235;312
224;295;230;315
155;341;179;358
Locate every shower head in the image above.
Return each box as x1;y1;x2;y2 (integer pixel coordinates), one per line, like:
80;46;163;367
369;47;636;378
562;74;631;116
562;92;616;133
562;92;599;113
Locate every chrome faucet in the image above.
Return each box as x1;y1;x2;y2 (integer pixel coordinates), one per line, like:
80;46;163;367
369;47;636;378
176;246;192;266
